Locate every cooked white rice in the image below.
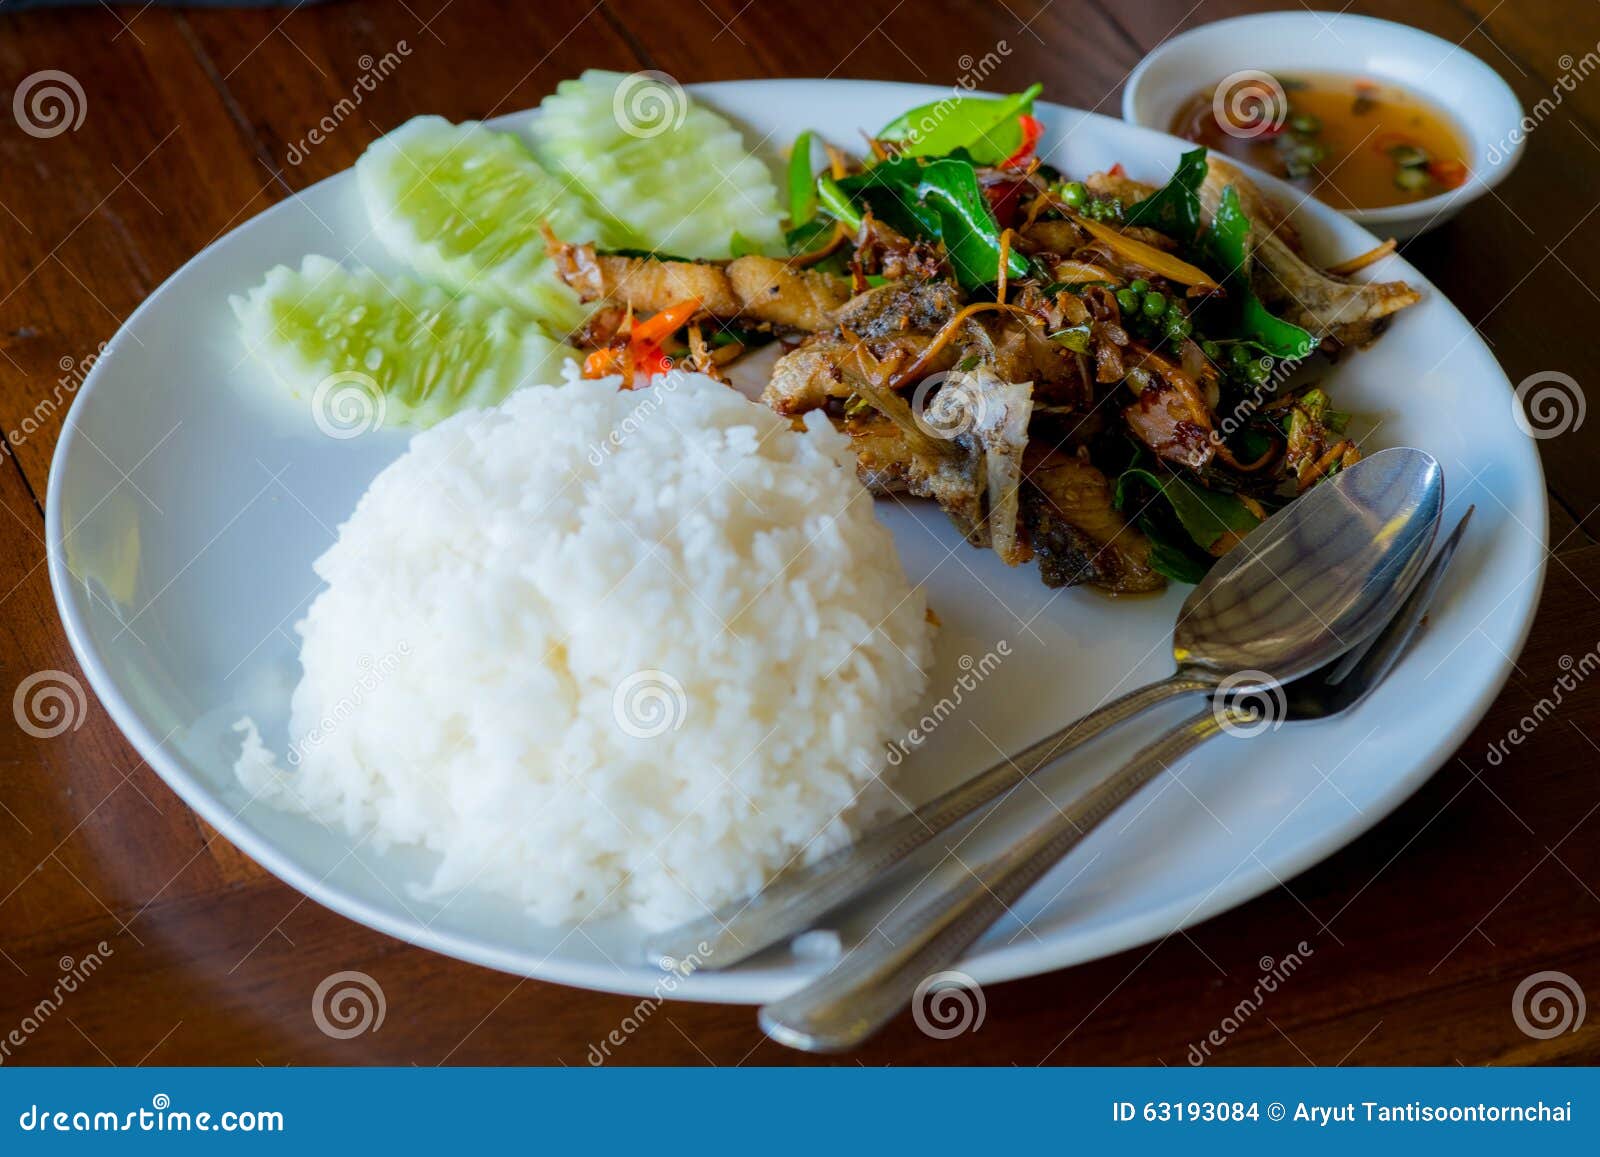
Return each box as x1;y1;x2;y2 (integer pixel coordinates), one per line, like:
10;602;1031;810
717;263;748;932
235;371;933;929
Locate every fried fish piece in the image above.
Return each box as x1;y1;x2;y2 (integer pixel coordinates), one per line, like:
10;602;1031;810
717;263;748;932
546;231;850;333
1200;158;1420;347
1023;450;1164;593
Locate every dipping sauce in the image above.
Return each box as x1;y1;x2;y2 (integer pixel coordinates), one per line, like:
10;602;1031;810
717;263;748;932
1170;71;1470;209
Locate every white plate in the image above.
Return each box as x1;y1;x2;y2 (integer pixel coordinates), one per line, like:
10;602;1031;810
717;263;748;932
47;80;1545;1003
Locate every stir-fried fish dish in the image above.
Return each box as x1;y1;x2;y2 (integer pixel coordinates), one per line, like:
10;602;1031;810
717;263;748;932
547;86;1420;593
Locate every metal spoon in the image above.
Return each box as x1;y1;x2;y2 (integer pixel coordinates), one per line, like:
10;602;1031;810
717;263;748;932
646;447;1444;972
761;507;1472;1052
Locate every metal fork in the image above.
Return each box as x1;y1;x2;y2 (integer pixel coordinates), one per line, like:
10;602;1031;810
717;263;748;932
760;508;1474;1052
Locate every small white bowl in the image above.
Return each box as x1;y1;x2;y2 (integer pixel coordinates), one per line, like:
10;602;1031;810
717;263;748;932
1122;11;1524;240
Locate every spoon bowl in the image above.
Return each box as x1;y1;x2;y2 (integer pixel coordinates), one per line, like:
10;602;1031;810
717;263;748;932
1175;446;1444;682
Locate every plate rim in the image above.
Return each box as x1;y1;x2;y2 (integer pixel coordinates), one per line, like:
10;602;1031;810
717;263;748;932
44;78;1548;1004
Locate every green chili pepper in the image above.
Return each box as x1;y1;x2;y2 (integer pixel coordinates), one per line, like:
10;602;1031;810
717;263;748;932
816;173;863;232
788;130;818;227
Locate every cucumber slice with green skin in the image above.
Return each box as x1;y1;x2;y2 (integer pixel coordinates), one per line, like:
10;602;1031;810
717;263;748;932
529;70;784;260
356;116;612;334
230;256;578;429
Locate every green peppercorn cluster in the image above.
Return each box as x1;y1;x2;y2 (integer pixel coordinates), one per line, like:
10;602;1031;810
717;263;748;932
1113;278;1193;347
1112;279;1279;386
1203;340;1276;387
1055;181;1123;222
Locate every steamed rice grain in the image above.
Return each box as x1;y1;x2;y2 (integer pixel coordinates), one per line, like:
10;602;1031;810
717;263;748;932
235;371;933;928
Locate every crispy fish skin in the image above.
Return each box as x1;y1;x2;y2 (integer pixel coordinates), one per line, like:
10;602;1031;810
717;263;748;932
547;233;850;333
763;333;956;416
1023;450;1164;593
725;258;851;332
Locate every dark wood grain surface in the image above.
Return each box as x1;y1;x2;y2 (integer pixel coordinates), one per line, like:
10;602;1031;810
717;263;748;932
2;0;1597;1066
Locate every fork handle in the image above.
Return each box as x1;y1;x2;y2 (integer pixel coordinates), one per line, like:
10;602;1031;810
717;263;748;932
645;671;1216;971
759;703;1248;1053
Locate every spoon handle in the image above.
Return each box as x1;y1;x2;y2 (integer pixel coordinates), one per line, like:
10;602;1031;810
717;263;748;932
644;671;1214;972
759;703;1243;1053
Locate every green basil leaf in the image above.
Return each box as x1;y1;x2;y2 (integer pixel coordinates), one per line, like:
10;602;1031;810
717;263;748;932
1115;466;1260;552
916;158;1032;287
875;83;1042;165
838;155;1028;289
1144;530;1213;585
1123;147;1208;242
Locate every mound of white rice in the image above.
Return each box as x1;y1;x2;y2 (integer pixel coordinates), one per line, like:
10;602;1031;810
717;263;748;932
235;371;933;929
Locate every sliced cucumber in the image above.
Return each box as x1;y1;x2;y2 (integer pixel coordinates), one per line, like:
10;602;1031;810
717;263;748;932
529;70;783;260
356;116;612;334
230;255;577;428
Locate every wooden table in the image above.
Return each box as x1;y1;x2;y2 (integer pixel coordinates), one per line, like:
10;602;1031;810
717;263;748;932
2;0;1597;1066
